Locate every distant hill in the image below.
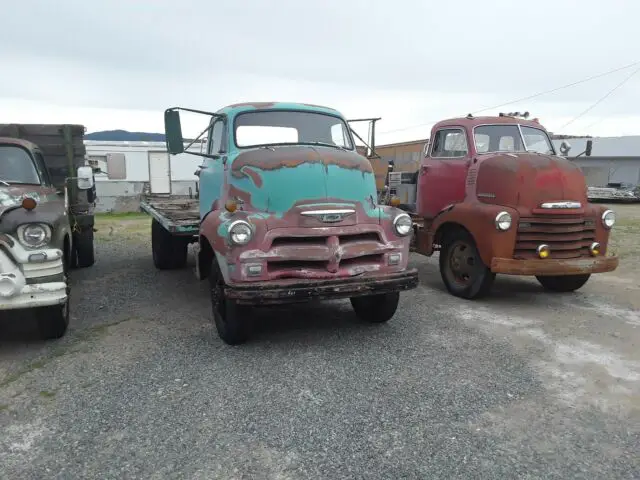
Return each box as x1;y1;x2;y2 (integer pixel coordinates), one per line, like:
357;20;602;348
85;130;165;141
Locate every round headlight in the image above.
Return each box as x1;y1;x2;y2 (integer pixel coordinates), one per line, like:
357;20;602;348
17;223;51;248
228;220;253;245
495;211;512;231
602;209;615;229
393;213;413;237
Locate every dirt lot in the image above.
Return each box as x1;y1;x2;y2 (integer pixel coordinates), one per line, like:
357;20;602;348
0;205;639;479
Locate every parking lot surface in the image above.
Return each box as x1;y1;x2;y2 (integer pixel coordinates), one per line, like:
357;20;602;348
1;208;639;479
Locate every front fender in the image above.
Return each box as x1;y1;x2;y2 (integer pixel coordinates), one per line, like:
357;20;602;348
433;202;519;266
200;209;269;283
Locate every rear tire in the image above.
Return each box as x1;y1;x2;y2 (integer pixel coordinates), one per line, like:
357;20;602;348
350;292;400;323
209;260;249;345
439;228;495;299
152;218;188;269
73;228;95;268
536;274;591;292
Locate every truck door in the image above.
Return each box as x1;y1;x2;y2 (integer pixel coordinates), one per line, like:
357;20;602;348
416;127;470;219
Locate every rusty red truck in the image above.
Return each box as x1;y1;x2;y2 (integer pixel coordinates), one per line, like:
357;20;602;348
383;112;619;299
140;102;419;345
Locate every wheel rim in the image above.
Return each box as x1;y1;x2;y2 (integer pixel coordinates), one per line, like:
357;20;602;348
448;241;476;286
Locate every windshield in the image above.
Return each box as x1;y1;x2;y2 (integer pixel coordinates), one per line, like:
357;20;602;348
0;145;41;184
234;110;354;150
474;124;555;155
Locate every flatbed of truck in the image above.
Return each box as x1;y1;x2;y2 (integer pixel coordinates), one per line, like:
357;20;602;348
140;195;200;235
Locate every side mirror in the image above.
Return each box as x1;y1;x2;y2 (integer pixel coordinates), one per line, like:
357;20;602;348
585;139;593;157
165;109;185;155
77;166;94;190
559;141;571;156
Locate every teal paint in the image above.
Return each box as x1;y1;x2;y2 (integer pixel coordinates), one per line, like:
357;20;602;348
198;157;225;220
199;102;378;222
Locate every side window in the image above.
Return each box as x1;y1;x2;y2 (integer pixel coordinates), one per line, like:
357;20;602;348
430;128;468;158
208;119;225;155
33;152;52;185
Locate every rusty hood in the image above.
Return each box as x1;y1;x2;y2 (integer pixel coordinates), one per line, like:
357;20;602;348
0;185;59;220
475;152;588;212
229;145;379;227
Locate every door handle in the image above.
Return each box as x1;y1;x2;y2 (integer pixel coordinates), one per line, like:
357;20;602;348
421;165;430;173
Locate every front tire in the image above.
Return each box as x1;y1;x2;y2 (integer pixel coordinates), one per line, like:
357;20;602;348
151;218;188;270
536;274;591;292
209;260;249;345
36;297;70;340
350;292;400;323
439;228;495;299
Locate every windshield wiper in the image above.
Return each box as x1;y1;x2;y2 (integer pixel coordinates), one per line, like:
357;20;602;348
305;142;347;151
0;179;10;186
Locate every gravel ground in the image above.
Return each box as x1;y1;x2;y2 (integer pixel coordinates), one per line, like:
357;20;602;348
1;208;639;479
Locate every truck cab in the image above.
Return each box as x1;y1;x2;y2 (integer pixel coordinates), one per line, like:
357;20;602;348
0;136;95;339
390;113;618;299
147;102;419;345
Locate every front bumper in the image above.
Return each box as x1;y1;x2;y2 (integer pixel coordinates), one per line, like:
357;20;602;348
224;268;420;306
0;234;68;311
491;255;619;276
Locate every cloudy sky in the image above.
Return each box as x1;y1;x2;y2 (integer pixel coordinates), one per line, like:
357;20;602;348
1;0;639;145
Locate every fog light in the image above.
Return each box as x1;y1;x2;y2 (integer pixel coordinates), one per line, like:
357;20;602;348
0;276;18;297
589;242;601;256
388;253;401;265
246;264;262;276
537;244;550;259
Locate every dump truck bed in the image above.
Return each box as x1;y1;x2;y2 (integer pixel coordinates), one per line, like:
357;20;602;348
140;195;200;236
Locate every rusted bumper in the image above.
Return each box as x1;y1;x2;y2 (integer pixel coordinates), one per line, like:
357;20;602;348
224;268;420;305
490;255;619;276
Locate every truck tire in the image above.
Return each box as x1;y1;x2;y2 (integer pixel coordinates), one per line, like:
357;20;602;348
151;218;188;270
536;274;591;292
350;292;399;323
209;260;249;345
37;247;71;339
36;300;70;340
73;228;95;268
439;228;495;299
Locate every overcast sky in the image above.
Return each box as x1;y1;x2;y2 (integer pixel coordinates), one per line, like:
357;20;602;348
1;0;639;145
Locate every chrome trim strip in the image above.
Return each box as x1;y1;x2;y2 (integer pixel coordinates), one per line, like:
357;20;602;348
300;209;356;216
540;201;582;209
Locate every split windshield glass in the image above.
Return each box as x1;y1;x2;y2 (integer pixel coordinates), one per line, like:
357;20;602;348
234;110;354;150
0;145;41;184
474;124;555;155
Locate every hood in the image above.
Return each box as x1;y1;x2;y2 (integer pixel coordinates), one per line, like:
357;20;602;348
0;185;58;219
474;153;588;213
228;145;379;228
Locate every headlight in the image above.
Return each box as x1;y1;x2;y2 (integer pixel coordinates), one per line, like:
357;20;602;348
393;213;413;236
495;211;512;231
602;209;615;229
228;220;253;245
17;223;52;248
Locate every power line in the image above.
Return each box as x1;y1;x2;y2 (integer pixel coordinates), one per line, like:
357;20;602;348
556;64;640;132
378;60;640;135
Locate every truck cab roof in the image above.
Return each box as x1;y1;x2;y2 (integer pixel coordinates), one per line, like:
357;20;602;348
0;137;39;151
432;115;548;132
215;101;345;117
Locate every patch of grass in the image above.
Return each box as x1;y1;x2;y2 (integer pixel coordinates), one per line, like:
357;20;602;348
0;404;9;412
39;390;56;399
95;212;149;220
